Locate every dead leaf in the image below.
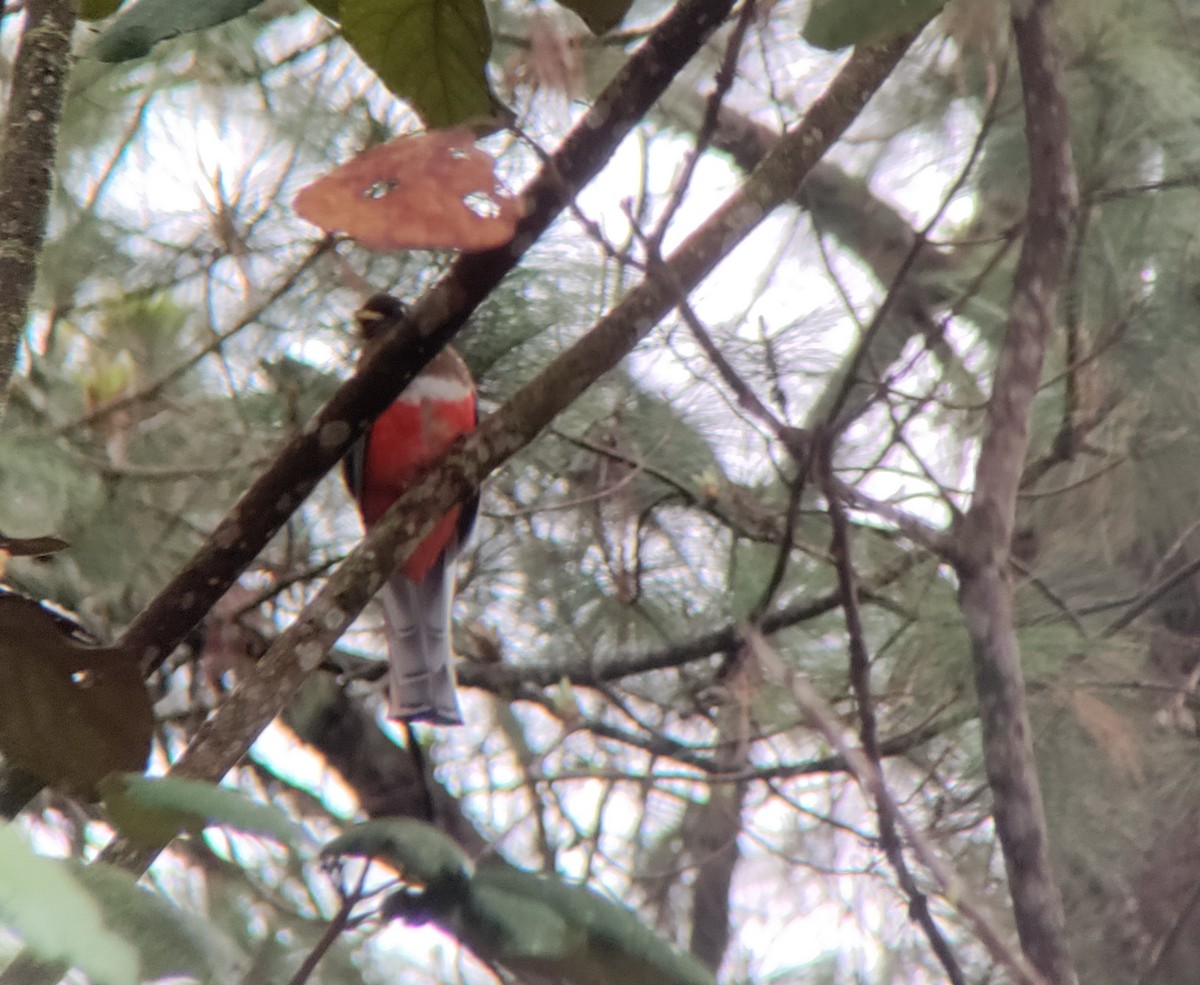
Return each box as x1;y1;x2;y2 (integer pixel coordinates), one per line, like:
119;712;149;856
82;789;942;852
0;532;70;557
99;773;196;848
0;594;153;799
1069;688;1144;784
293;129;522;252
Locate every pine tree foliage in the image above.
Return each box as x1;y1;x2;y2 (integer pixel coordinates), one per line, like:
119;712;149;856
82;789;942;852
5;0;1200;982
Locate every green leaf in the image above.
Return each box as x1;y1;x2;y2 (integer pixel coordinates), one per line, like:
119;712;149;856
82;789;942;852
75;0;125;19
307;0;340;19
802;0;944;51
463;869;579;961
73;863;245;981
461;866;717;985
340;0;504;128
553;0;633;34
323;818;472;891
0;825;139;985
0;595;152;799
102;774;302;849
86;0;268;63
351;825;716;985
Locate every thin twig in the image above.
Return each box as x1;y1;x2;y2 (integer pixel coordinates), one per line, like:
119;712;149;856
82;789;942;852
1102;554;1200;639
459;547;921;693
287;862;370;985
818;437;967;985
748;458;809;620
647;0;758;253
747;629;1049;985
816;50;1010;435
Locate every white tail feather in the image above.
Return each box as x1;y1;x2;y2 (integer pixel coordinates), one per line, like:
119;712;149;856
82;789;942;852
376;553;462;725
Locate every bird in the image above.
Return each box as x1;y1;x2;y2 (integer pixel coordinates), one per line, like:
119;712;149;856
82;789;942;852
343;293;477;725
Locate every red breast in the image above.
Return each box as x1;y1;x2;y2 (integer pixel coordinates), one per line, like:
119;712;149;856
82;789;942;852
358;348;476;582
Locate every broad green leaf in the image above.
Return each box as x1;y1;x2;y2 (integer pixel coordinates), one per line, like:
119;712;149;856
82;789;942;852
0;595;152;799
323;818;471;891
461;866;716;985
340;0;503;128
463;869;580;961
803;0;943;51
356;828;717;985
76;0;125;19
86;0;268;62
553;0;633;34
0;825;139;985
307;0;340;19
102;774;301;849
74;863;245;981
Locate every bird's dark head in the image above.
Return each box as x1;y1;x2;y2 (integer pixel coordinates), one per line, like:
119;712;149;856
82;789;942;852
354;293;406;343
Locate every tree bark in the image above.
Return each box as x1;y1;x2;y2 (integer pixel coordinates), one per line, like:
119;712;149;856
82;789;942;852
0;0;76;416
89;29;920;881
953;2;1079;981
113;0;740;680
687;686;748;972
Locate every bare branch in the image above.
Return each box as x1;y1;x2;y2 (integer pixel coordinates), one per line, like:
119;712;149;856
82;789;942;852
819;439;966;985
648;0;758;253
460;543;919;693
952;1;1080;981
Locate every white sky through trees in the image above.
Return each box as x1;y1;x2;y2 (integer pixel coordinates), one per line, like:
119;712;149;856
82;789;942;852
8;2;1192;983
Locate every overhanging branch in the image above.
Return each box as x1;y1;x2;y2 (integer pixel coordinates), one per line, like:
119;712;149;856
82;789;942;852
117;0;742;676
94;28;922;878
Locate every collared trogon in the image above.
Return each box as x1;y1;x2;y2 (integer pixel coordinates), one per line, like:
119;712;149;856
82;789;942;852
343;294;477;725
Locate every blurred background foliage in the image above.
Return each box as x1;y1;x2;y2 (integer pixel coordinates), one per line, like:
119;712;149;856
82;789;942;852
6;0;1200;981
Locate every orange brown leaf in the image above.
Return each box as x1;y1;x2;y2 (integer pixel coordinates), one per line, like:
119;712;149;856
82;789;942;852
293;129;522;252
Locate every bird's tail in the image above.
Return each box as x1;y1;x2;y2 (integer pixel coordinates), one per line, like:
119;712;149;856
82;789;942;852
376;553;462;725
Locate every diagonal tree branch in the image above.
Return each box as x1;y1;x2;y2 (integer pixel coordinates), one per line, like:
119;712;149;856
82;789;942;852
115;0;741;678
665;97;979;429
0;0;743;825
951;2;1079;981
0;0;76;417
94;29;922;878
